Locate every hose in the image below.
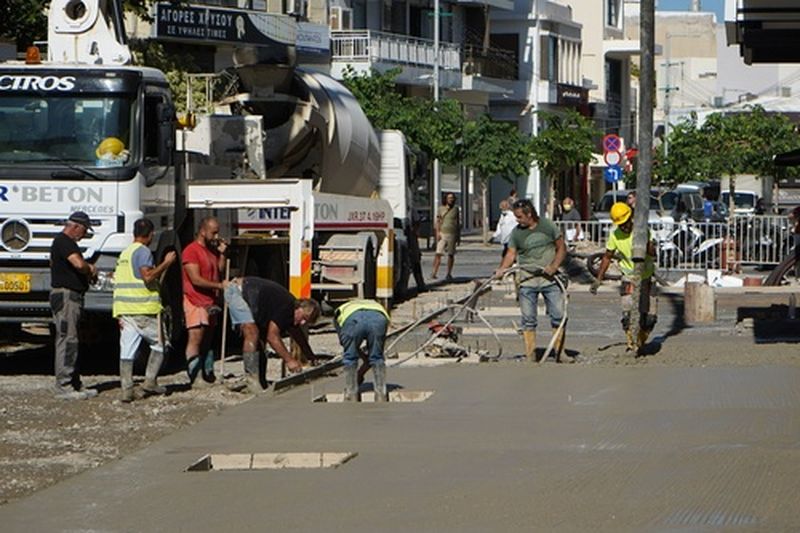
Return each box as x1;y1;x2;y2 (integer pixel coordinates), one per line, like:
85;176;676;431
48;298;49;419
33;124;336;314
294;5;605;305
388;276;501;367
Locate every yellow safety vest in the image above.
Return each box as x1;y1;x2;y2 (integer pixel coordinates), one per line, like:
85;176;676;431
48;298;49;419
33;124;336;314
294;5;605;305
112;242;162;317
335;299;389;327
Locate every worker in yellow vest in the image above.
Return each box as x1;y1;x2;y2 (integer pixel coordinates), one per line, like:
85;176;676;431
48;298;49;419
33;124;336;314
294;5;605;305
113;219;177;402
334;299;390;401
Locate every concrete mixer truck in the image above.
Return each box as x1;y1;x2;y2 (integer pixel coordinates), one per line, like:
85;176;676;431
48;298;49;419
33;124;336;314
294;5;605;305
0;0;421;340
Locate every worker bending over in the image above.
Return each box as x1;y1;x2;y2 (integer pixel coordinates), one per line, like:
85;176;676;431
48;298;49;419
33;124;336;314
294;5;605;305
335;299;390;402
112;219;177;402
591;202;657;352
494;199;569;363
224;277;320;393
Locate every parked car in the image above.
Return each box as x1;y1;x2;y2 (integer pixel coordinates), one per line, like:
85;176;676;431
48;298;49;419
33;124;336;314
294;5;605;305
591;189;670;224
660;189;705;221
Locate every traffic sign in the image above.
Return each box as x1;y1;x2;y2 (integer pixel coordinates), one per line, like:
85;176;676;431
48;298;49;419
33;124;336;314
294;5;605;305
604;165;622;184
603;134;622;153
604;150;622;166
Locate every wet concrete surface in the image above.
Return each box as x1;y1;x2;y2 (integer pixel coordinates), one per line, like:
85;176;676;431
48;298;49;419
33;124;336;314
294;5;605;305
2;363;800;531
3;236;800;529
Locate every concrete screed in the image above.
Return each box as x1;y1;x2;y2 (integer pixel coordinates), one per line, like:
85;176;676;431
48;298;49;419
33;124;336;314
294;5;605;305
1;362;800;531
3;238;800;530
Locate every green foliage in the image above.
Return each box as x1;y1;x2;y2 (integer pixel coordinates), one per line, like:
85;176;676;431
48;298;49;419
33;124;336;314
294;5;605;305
0;0;47;51
341;66;465;164
0;1;158;52
529;110;600;178
657;106;800;183
130;40;207;113
462;115;533;182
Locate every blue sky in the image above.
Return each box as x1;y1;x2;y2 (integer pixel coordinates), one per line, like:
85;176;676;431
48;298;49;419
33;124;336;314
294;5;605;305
659;0;724;20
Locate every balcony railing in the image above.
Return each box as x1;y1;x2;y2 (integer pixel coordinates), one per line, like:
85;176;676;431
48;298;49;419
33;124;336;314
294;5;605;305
331;30;462;72
462;44;518;80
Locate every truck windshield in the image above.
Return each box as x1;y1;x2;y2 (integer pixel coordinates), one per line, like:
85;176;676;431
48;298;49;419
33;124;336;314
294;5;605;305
0;94;134;170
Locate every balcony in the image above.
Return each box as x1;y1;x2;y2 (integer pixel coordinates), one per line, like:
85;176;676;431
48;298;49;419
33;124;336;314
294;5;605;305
331;30;462;89
462;44;518;80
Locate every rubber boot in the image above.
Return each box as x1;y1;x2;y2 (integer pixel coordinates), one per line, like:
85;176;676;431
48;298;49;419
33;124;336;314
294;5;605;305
343;365;360;402
624;329;637;352
522;331;537;362
552;328;570;363
186;355;201;385
120;360;134;403
202;349;216;384
372;362;388;402
142;350;166;396
242;351;264;393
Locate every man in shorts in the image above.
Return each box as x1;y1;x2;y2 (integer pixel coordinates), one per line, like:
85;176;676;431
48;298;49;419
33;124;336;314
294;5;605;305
182;217;228;386
224;277;320;393
431;192;461;282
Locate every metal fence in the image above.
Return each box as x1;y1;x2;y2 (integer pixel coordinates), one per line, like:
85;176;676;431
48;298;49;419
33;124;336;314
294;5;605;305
555;215;793;272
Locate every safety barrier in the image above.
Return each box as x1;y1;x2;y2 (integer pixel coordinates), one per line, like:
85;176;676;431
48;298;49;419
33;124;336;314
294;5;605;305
554;215;793;272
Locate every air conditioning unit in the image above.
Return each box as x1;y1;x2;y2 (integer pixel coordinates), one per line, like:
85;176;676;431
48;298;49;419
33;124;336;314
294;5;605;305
330;6;353;31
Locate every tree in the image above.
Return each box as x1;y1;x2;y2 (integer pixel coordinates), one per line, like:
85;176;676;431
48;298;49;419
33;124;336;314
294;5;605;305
462;115;534;244
529;110;600;217
657;106;800;212
341;67;464;165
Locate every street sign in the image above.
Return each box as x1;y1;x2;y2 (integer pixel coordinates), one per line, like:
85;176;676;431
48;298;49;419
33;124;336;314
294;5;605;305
603;134;622;153
604;150;622;166
604;165;622;184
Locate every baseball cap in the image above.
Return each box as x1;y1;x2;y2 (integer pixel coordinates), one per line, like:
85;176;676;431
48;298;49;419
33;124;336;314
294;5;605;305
67;211;94;233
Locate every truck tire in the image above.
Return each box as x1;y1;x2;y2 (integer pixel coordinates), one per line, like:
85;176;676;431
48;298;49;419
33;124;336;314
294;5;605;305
362;240;377;299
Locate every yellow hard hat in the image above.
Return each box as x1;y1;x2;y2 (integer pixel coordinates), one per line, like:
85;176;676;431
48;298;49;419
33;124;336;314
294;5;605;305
610;202;632;225
96;137;125;158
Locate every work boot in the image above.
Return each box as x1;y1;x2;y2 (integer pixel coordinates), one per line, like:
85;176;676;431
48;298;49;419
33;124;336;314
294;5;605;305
522;331;537;362
120;360;135;403
142;350;167;396
240;351;264;394
343;365;360;402
372;362;388;402
186;355;201;385
552;328;571;363
624;329;637;352
202;349;217;384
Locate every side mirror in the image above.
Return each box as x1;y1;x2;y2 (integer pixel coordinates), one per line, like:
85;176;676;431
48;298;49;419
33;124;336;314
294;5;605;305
156;102;175;167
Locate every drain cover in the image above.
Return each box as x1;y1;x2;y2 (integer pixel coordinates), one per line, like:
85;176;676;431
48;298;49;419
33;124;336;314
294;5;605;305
313;390;434;403
186;452;357;471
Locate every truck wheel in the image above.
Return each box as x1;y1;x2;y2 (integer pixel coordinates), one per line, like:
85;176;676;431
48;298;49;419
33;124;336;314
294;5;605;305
362;240;377;299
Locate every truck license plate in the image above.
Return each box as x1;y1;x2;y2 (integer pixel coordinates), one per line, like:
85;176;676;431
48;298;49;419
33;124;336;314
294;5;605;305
0;273;31;293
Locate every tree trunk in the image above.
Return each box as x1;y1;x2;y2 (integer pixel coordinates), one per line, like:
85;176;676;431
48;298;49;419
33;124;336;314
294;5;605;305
481;179;490;245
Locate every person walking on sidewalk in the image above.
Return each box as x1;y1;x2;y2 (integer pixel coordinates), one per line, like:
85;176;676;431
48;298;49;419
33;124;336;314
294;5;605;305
334;299;390;402
494;199;569;363
113;219;177;402
492;200;517;258
223;277;319;393
49;211;98;400
431;192;461;282
182;216;228;387
590;202;658;352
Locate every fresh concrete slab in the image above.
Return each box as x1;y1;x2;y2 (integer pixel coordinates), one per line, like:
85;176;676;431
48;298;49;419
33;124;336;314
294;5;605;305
2;364;800;531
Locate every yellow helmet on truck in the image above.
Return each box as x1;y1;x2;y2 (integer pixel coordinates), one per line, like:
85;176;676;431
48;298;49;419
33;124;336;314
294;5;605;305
610;202;632;225
96;137;125;158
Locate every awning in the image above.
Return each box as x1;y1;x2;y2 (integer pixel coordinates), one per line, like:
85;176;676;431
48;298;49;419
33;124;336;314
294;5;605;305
773;148;800;167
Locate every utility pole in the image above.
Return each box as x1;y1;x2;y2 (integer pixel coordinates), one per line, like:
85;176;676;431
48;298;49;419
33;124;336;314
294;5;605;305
432;0;441;213
662;33;684;158
631;0;655;353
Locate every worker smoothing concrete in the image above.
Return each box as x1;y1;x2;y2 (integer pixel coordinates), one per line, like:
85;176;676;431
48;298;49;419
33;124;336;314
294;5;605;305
334;299;390;401
591;202;658;352
494;199;569;363
112;219;177;402
224;277;320;393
